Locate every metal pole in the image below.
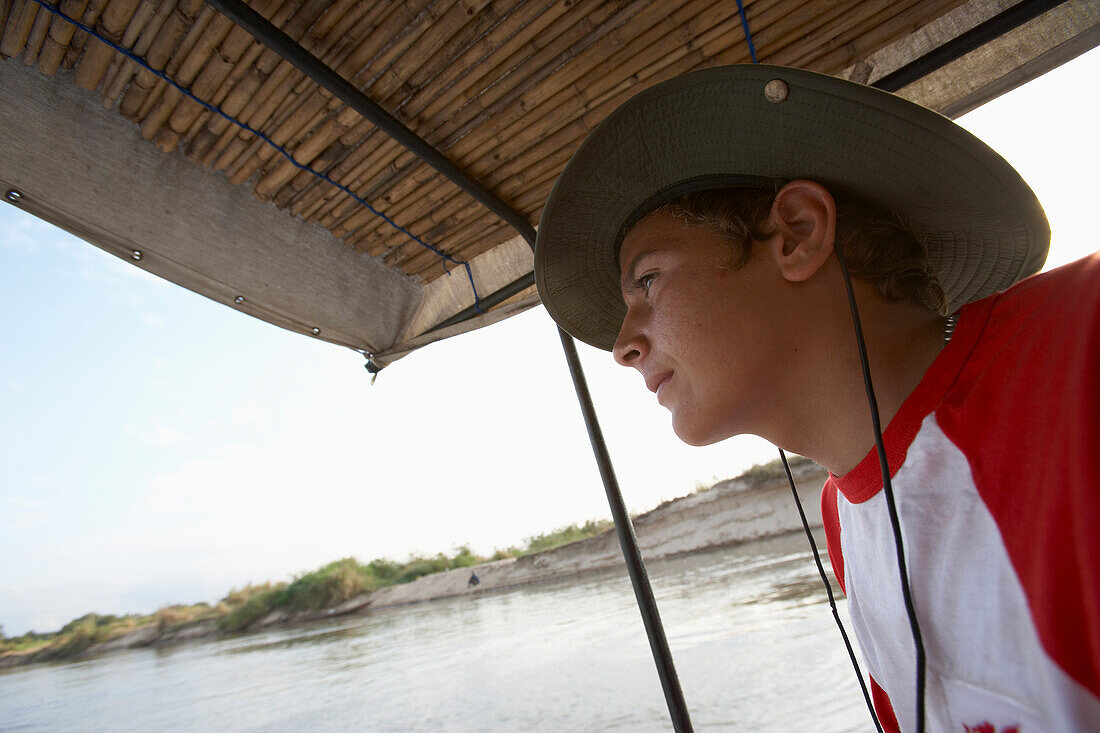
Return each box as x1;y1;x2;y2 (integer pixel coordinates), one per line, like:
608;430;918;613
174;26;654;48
872;0;1063;93
558;331;694;732
427;273;535;334
204;2;693;727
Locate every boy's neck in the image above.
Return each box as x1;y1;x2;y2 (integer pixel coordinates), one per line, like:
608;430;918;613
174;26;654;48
776;281;948;477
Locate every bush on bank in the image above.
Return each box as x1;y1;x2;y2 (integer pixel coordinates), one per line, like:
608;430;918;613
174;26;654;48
0;518;621;660
5;458;816;661
1;613;155;663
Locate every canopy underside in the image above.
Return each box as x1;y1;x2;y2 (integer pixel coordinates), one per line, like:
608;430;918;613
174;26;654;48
1;0;1096;365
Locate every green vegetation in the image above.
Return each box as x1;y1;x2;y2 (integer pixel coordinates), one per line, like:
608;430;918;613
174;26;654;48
522;519;614;554
155;602;221;630
0;523;620;661
2;459;806;665
0;613;155;663
694;454;813;492
217;582;287;633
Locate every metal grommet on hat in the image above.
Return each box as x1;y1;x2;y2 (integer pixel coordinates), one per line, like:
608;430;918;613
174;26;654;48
763;78;788;103
534;64;1049;351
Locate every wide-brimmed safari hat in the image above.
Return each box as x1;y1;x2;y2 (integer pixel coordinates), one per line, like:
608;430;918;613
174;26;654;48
534;64;1049;351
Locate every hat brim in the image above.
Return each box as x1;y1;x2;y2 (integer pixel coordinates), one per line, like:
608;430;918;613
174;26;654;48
534;64;1049;351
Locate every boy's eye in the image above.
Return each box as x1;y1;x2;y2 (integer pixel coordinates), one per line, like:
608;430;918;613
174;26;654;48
638;273;656;292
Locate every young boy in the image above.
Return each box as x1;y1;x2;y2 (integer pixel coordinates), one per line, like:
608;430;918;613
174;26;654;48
533;64;1099;731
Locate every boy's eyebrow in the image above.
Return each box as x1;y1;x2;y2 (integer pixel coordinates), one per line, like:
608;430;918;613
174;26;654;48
620;249;659;290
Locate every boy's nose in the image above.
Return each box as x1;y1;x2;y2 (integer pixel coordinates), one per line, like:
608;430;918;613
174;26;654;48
613;314;647;366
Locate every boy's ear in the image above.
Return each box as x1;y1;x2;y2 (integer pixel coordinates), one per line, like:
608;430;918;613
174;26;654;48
763;180;837;283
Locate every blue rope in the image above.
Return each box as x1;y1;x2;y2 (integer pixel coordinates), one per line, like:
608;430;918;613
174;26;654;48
735;0;758;63
463;261;482;311
25;0;483;310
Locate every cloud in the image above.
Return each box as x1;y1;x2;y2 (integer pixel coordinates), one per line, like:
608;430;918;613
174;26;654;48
0;208;55;253
0;496;50;532
0;509;49;532
5;496;45;510
230;404;270;428
141;423;195;447
140;312;164;327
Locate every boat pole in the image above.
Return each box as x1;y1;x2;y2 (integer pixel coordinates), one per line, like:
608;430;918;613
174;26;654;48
557;332;693;732
204;1;692;728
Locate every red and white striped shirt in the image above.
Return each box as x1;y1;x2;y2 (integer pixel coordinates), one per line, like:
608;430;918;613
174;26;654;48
822;253;1100;732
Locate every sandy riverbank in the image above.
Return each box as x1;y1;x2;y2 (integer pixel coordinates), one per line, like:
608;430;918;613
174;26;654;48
354;459;827;612
2;461;828;668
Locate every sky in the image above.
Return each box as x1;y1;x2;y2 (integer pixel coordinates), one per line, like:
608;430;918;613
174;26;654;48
2;48;1097;637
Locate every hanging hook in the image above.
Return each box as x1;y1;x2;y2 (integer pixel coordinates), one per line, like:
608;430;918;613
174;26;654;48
364;358;382;386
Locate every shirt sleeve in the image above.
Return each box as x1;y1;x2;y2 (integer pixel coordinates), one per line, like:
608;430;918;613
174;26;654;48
935;253;1100;700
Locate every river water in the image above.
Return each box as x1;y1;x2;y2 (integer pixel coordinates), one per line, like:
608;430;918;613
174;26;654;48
1;531;872;731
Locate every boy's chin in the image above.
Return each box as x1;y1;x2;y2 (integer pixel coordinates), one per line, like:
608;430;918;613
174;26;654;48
671;417;728;447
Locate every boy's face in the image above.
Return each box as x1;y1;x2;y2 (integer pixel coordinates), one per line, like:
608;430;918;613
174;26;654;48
613;212;790;446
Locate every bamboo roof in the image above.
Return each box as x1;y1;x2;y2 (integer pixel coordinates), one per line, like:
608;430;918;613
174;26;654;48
2;0;1097;365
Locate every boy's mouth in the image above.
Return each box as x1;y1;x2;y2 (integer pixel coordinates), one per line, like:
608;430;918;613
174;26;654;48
648;372;673;401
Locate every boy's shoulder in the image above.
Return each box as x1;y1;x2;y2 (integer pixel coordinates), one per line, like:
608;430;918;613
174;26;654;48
957;251;1100;374
934;250;1099;504
988;251;1100;324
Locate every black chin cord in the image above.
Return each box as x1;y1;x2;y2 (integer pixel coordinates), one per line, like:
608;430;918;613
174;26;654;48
780;448;883;732
832;246;928;732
